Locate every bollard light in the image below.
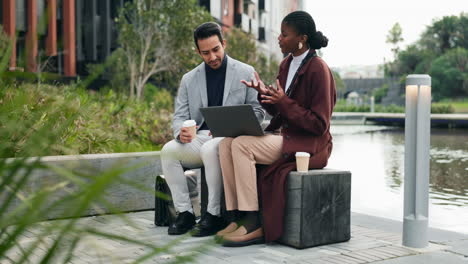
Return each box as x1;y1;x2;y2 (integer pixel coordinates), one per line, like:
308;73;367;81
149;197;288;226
370;96;375;113
403;74;431;248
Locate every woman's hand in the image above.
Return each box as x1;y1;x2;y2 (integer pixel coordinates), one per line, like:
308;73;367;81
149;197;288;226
241;71;269;95
260;79;286;104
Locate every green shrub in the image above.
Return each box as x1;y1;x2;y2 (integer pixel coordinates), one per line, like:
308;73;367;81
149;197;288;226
1;84;77;157
436;98;468;113
0;84;173;157
334;104;370;112
334;102;454;114
375;104;404;113
144;83;174;110
373;84;389;103
68;89;173;154
334;102;405;113
431;104;455;113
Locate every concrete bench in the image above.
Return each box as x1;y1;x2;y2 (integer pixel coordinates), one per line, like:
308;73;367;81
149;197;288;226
280;169;352;249
154;167;352;249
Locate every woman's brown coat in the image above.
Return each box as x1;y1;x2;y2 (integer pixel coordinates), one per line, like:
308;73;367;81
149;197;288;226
259;50;336;242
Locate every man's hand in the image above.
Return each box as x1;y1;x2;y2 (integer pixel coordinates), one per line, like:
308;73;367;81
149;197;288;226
241;71;269;95
179;126;197;143
260;79;286;104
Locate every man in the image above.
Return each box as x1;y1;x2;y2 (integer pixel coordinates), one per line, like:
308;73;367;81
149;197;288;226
160;22;265;237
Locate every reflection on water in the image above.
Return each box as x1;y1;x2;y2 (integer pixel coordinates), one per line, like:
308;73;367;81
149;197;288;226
328;125;468;234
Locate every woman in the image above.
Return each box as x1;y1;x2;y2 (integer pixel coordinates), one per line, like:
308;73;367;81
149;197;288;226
217;11;336;247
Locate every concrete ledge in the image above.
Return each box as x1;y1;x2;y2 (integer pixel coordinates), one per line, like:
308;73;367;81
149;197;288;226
7;151;161;162
4;151;162;220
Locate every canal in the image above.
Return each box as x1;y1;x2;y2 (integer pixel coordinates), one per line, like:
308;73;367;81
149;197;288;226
328;125;468;234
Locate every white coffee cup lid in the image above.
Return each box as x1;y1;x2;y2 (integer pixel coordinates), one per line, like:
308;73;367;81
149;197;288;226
183;120;196;127
295;152;310;157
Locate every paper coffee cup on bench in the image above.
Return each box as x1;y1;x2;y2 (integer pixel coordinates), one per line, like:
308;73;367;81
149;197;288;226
183;120;197;139
295;152;310;172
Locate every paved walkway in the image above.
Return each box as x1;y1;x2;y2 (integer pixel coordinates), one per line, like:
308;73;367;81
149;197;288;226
9;211;468;264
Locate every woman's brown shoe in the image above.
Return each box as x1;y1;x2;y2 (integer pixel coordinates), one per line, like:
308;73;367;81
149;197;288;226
222;226;264;247
217;222;239;236
214;222;239;242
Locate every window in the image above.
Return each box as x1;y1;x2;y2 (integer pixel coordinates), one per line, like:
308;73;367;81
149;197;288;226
223;0;228;16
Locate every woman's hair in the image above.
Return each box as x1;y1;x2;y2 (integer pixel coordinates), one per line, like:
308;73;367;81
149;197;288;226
193;22;224;50
282;11;328;49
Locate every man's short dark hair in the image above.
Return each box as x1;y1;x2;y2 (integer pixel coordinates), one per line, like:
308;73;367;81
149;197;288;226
193;22;224;50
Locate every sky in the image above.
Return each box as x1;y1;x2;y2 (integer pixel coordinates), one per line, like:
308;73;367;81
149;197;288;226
304;0;468;68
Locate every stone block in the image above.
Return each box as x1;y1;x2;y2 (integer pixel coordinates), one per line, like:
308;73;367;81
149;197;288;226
279;169;352;249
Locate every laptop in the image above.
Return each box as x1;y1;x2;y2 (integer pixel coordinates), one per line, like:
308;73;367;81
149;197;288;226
200;105;265;137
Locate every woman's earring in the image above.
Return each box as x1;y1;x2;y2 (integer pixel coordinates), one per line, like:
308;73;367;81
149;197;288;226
298;42;303;50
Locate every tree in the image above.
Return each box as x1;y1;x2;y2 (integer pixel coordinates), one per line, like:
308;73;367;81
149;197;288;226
386;22;404;59
429;48;468;100
384;13;468;99
225;27;279;85
385;44;434;76
225;27;257;67
332;70;345;94
420;14;468;55
0;25;13;75
116;0;212;100
255;53;279;87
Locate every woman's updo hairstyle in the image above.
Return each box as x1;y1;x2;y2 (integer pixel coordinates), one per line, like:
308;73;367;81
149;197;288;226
282;11;328;49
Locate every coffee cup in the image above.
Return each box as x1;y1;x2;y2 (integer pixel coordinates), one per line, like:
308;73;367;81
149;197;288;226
182;120;197;139
295;152;310;172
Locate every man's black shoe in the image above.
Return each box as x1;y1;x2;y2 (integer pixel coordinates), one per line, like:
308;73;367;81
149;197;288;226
192;212;227;237
168;211;196;235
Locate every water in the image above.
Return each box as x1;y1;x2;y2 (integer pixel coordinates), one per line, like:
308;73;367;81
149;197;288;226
328;125;468;234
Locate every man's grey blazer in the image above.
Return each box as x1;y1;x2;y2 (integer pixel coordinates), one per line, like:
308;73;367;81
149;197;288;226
172;56;265;139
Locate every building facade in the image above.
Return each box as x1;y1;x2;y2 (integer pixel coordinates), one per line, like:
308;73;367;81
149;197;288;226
204;0;302;61
1;0;301;77
1;0;128;77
